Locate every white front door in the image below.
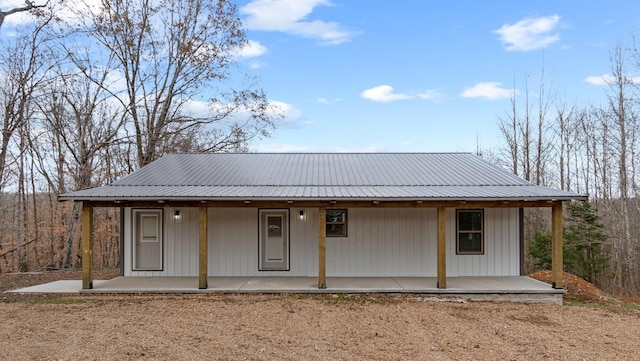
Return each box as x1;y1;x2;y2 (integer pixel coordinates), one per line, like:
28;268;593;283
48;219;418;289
259;209;289;271
133;209;163;271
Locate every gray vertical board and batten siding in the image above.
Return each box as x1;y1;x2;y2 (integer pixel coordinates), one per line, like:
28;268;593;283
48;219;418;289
124;206;519;277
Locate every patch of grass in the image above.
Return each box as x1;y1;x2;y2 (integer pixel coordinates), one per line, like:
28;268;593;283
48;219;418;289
27;297;88;305
622;302;640;311
565;297;640;316
298;293;397;305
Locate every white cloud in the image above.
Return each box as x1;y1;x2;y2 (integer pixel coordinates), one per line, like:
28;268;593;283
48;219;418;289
241;0;356;45
460;82;516;100
361;85;413;103
237;40;268;58
270;100;302;123
248;60;267;69
235;40;268;68
493;15;561;51
180;99;297;130
417;89;444;101
585;74;614;86
183;99;212;118
585;74;640;86
316;97;342;105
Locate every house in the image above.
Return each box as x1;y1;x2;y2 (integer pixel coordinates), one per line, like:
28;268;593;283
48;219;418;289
59;153;587;291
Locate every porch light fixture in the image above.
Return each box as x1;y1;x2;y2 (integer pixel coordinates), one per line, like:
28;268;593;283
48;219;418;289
298;210;306;222
173;210;182;223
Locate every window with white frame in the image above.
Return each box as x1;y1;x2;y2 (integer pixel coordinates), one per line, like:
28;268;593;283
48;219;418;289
456;209;484;255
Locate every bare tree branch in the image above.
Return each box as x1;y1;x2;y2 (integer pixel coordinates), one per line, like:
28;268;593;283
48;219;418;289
0;1;48;29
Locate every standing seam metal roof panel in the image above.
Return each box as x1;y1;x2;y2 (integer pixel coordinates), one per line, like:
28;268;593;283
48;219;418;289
59;153;587;201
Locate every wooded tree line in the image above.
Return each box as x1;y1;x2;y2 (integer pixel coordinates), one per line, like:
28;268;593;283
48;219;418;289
495;41;640;296
2;2;639;297
0;0;279;272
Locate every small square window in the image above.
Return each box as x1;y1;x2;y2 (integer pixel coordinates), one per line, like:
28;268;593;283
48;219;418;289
456;209;484;255
326;209;347;237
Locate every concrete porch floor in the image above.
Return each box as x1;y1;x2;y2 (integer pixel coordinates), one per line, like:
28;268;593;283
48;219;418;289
8;276;563;304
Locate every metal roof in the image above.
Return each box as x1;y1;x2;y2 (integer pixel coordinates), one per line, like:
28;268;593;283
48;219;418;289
58;153;587;202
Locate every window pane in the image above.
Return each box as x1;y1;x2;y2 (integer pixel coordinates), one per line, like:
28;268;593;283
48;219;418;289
326;210;345;223
326;209;347;237
141;215;158;241
327;224;346;237
459;233;482;253
459;211;482;231
267;216;282;237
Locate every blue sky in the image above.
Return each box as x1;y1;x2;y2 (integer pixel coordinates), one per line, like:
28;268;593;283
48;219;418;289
234;0;640;153
1;0;638;154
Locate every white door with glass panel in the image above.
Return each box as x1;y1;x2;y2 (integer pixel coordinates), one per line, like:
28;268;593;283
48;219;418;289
133;209;163;270
259;209;289;271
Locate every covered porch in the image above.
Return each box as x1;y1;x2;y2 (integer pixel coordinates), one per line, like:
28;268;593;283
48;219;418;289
78;200;567;293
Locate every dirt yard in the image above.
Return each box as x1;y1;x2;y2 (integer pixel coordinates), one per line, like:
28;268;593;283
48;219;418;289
1;270;639;360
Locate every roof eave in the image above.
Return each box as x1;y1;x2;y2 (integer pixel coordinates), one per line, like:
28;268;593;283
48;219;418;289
58;195;588;203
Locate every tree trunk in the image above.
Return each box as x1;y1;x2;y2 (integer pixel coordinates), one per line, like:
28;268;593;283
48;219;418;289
63;202;81;269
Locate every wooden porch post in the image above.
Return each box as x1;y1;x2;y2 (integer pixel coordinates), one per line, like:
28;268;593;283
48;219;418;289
318;207;327;289
199;206;208;289
437;206;447;289
551;202;564;289
81;203;93;290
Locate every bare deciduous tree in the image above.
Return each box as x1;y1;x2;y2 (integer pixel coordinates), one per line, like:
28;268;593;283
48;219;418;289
76;0;280;167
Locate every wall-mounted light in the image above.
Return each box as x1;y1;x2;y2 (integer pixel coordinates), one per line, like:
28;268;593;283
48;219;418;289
298;210;306;222
173;210;182;223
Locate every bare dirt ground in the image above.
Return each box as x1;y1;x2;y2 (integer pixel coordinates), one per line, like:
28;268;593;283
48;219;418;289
1;270;639;361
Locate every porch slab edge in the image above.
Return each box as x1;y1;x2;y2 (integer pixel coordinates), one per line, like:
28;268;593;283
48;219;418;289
77;289;563;305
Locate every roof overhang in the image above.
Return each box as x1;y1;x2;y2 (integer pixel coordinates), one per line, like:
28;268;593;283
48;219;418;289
58;185;588;205
68;197;584;210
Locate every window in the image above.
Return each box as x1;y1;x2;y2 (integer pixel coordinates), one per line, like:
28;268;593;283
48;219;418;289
456;209;484;255
326;209;347;237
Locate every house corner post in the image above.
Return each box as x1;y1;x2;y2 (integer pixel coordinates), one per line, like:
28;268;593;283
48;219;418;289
199;206;208;289
81;203;94;290
318;207;327;289
437;206;447;289
551;202;564;289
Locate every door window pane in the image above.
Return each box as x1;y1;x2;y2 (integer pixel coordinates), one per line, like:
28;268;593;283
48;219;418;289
267;216;282;237
141;214;159;242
